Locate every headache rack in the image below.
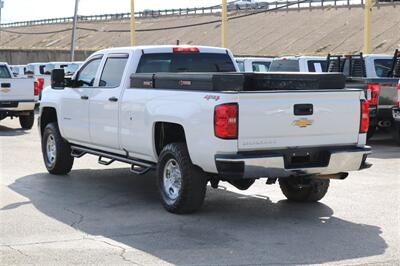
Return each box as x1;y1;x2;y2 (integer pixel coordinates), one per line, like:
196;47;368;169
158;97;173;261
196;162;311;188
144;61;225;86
388;49;400;78
326;53;366;78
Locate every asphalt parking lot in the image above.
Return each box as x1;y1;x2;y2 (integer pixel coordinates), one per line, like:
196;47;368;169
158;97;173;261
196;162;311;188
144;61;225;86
0;116;399;265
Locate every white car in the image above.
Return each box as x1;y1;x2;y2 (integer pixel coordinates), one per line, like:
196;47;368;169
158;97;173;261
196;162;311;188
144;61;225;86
269;56;328;73
0;62;36;129
39;45;371;214
236;57;273;72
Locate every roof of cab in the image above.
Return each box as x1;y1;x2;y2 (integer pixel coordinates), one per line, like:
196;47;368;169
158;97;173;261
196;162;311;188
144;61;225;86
92;45;230;56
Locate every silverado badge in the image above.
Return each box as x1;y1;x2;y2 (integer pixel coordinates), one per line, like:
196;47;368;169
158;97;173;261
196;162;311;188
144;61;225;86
0;88;10;93
293;118;313;128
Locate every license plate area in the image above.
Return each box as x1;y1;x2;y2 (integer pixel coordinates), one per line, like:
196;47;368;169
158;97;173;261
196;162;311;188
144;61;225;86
284;149;330;169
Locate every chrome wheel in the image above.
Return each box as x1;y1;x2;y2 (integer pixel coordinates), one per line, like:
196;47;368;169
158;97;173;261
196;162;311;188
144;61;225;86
46;134;56;166
163;159;182;200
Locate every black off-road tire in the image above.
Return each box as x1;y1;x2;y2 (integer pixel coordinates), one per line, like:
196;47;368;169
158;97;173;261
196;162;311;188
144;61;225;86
279;177;330;202
19;112;35;129
41;122;74;175
157;143;207;214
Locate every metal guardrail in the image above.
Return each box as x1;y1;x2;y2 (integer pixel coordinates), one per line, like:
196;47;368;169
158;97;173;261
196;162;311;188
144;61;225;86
0;0;398;28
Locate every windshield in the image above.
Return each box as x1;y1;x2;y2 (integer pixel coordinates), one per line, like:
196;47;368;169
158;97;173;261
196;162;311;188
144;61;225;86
136;53;236;73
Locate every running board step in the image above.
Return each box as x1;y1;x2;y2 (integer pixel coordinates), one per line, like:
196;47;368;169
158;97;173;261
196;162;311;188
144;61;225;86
70;145;155;175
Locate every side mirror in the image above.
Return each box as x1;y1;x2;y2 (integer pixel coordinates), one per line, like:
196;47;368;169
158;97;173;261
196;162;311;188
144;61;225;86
51;69;66;89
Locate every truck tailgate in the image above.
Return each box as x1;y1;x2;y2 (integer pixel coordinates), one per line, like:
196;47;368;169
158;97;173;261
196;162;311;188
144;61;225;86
0;78;34;102
238;90;362;151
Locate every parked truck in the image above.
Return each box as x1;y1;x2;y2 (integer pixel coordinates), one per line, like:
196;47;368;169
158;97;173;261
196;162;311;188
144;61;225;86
0;62;36;129
235;57;274;73
39;46;372;214
327;51;400;139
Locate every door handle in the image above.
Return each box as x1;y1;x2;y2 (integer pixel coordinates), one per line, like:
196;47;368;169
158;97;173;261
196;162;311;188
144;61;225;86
108;97;118;102
1;83;11;88
81;95;89;100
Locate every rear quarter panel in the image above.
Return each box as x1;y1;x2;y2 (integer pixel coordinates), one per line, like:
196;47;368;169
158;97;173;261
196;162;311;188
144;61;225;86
119;89;238;173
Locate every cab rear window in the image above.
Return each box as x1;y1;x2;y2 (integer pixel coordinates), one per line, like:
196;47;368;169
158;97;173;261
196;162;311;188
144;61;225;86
269;60;300;72
374;59;392;77
136;53;236;73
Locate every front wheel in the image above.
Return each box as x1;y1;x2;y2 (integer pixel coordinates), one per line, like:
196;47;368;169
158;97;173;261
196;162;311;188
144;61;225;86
279;177;330;202
19;112;34;129
157;143;207;214
41;122;74;175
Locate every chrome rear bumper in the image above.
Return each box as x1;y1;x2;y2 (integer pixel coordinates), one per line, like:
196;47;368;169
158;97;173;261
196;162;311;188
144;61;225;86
215;146;372;179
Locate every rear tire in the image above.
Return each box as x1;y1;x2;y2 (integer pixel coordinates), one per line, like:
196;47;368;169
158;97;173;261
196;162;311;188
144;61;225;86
41;122;74;175
157;143;207;214
279;177;330;202
19;112;34;129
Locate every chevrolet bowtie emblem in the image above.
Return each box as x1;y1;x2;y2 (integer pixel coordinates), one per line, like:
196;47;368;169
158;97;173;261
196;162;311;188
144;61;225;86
0;88;10;93
293;118;313;128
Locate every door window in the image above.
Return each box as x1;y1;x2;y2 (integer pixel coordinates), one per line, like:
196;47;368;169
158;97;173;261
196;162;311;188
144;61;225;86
77;58;102;87
0;66;11;78
99;56;128;88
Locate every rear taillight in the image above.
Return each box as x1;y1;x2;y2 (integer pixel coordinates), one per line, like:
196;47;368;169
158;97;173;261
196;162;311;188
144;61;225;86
173;47;200;53
360;100;370;134
367;83;380;106
214;103;238;139
396;83;400;108
34;78;45;96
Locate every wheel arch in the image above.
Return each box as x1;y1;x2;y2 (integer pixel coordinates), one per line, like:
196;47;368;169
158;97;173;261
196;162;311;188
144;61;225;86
40;107;58;135
153;121;187;157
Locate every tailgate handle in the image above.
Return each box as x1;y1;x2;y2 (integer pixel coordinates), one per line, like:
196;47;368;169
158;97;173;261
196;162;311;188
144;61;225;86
294;104;313;116
1;83;11;88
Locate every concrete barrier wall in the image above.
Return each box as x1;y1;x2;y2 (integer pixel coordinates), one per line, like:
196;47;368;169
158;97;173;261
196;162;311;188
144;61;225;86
0;49;94;64
1;5;399;58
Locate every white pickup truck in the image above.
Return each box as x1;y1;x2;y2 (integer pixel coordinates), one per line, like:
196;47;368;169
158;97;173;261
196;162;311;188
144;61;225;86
0;62;36;129
39;46;372;214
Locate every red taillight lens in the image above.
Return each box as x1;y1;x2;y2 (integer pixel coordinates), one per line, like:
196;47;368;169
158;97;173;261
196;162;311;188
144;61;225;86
214;103;238;139
173;47;200;53
360;100;370;133
367;83;380;106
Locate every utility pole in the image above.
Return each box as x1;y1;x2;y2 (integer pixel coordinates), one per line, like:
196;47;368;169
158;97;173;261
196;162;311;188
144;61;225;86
130;0;136;46
363;0;373;54
221;0;228;48
70;0;79;61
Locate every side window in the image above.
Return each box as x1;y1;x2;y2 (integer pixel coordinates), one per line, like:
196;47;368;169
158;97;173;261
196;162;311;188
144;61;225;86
99;56;128;88
0;66;11;78
236;61;245;72
252;62;271;72
77;58;102;87
307;61;327;72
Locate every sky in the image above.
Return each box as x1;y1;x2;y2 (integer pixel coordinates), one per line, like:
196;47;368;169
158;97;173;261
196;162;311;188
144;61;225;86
1;0;222;23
